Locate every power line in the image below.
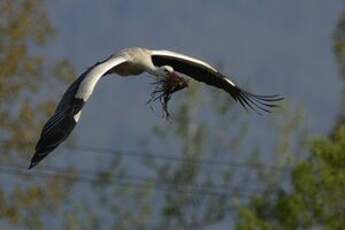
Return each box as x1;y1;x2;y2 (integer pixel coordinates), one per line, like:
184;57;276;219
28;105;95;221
64;143;290;171
0;165;265;198
0;166;262;229
0;140;291;171
0;140;287;198
0;166;236;197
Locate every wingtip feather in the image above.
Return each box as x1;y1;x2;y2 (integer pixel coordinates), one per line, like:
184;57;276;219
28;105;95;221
235;88;284;114
28;161;37;170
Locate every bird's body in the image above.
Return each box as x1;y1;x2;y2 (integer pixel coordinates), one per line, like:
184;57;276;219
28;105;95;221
109;48;151;76
29;47;283;169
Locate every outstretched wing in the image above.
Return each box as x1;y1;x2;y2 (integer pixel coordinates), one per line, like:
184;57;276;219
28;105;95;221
29;55;128;169
151;50;283;113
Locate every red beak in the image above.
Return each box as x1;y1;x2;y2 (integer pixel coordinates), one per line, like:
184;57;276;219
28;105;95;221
169;71;181;80
167;71;189;93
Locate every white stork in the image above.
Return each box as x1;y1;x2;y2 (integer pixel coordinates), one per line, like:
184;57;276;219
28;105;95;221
29;47;283;169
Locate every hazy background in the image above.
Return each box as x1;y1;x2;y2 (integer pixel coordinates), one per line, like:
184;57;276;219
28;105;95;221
1;0;344;229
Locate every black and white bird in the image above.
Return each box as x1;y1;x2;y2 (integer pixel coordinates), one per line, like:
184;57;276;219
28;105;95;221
29;47;283;169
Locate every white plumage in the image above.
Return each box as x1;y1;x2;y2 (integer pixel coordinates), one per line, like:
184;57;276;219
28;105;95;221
75;56;128;100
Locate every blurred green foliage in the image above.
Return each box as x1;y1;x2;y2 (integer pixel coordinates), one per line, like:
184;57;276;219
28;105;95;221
0;0;76;228
235;9;345;230
236;126;345;230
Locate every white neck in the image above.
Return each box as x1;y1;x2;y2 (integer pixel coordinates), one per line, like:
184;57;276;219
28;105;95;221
146;65;162;78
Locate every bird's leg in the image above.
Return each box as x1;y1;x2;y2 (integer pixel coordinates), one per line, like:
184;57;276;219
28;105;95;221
147;74;189;119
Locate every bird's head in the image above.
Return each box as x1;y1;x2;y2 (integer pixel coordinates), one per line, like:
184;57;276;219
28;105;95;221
157;65;174;77
157;65;188;90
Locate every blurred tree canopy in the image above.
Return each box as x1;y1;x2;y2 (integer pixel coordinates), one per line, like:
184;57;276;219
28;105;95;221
0;0;76;229
236;126;345;230
235;7;345;230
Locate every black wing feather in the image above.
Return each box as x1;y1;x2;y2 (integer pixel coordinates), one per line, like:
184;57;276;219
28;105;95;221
29;55;127;169
29;73;87;169
151;54;283;113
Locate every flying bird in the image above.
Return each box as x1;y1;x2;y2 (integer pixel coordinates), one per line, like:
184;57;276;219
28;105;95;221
29;47;283;169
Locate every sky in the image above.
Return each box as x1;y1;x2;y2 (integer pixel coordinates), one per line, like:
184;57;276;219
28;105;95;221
44;0;344;142
38;0;345;228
